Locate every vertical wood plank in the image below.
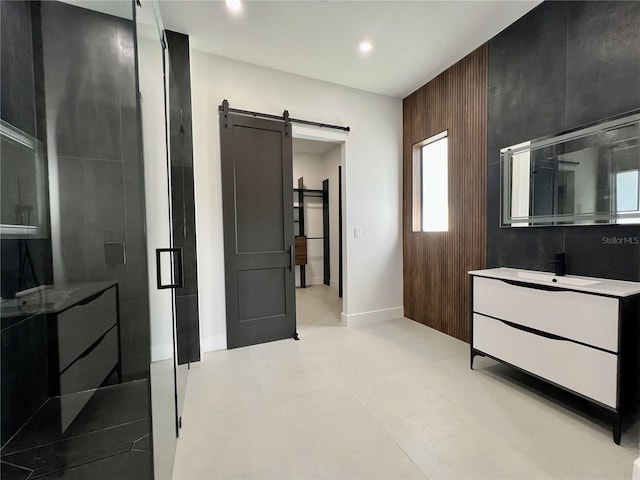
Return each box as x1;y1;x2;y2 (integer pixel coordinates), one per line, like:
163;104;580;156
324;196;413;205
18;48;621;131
402;45;487;342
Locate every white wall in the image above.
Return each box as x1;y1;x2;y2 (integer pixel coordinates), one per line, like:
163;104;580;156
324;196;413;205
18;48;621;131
293;153;325;187
191;51;403;351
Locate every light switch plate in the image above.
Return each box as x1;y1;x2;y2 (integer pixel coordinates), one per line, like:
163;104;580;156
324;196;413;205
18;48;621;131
354;226;361;238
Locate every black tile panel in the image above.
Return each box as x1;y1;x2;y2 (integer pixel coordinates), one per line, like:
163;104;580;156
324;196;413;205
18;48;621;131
566;1;640;127
1;420;148;473
0;1;36;136
175;295;201;365
56;157;126;282
564;225;640;281
121;100;147;306
0;238;54;299
33;445;131;479
487;1;567;164
166;31;201;364
182;167;197;227
0;462;31;480
178;236;199;297
1;381;149;456
0;314;48;446
0;2;54;300
166;30;194;170
40;2;125;161
488;226;565;273
39;450;152;480
118;300;151;381
486;162;502;233
487;1;640;282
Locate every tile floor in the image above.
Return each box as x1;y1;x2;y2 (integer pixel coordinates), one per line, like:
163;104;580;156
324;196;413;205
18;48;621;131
1;380;152;480
172;285;639;479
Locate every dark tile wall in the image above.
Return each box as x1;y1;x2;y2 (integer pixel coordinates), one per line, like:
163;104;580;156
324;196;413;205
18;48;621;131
0;1;53;299
0;1;53;445
0;1;36;137
1;239;53;299
565;1;640;127
487;1;640;281
0;314;48;445
166;31;201;365
40;1;151;378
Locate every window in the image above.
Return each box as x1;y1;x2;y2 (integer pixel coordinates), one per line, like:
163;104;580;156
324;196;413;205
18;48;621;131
412;131;448;232
616;169;639;224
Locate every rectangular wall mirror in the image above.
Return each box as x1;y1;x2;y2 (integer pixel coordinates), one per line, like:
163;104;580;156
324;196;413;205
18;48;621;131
501;111;640;227
0;110;47;239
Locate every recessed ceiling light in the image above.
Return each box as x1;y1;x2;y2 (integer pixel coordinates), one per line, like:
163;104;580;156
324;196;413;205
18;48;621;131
359;41;373;53
226;0;242;12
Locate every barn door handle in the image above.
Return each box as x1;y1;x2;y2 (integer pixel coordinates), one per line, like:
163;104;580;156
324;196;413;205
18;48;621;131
289;245;294;271
156;247;184;289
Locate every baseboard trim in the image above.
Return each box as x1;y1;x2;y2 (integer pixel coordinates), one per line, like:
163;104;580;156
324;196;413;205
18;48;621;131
341;307;404;327
151;343;173;362
201;335;226;353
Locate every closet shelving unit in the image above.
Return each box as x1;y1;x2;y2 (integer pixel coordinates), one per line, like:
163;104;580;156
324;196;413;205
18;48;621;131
294;177;329;288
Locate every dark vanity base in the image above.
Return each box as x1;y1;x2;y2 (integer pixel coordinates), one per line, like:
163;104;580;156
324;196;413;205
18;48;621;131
470;348;627;445
0;380;152;480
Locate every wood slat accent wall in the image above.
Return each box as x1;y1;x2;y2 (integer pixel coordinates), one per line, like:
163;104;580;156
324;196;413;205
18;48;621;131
402;45;488;342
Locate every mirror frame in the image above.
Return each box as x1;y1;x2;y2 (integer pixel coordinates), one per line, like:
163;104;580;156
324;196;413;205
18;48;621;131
500;110;640;227
0;119;48;238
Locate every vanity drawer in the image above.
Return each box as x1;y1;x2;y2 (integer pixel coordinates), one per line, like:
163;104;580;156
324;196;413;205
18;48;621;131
60;327;118;396
473;276;619;352
57;287;117;372
473;313;617;408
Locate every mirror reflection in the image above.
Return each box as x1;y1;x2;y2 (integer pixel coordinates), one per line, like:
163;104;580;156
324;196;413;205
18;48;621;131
0;1;163;478
502;112;640;226
0;121;47;238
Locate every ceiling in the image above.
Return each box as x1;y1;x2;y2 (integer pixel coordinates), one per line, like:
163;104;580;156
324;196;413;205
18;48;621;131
158;0;541;98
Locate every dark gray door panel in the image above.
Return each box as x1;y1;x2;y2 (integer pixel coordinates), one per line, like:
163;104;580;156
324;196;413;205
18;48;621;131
220;112;296;349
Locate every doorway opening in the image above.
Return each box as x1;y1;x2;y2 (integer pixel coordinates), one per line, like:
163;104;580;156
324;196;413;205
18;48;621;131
292;137;344;328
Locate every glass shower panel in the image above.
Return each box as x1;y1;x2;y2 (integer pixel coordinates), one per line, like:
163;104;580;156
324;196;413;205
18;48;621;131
167;59;190;440
135;0;180;477
1;1;154;478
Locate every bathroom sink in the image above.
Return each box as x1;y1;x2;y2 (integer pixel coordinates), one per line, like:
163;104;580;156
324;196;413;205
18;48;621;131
15;285;74;304
517;271;600;286
1;286;79;317
552;277;601;287
470;267;640;297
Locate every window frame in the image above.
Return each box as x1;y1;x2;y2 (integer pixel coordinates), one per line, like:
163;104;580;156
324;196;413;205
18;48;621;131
412;130;449;232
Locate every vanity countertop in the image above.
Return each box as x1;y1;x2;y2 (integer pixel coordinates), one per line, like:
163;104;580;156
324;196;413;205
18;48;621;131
0;281;117;320
469;267;640;298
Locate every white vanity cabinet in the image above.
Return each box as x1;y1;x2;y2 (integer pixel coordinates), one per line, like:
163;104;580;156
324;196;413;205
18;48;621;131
469;268;640;445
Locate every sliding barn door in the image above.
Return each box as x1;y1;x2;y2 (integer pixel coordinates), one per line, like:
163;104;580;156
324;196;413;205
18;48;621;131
220;112;296;349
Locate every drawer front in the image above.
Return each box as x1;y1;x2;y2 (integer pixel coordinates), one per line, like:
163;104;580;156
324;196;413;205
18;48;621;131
473;276;619;352
59;327;118;396
57;287;117;372
473;313;617;407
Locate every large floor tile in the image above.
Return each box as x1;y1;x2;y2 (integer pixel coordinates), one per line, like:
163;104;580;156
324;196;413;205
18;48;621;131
173;285;639;480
